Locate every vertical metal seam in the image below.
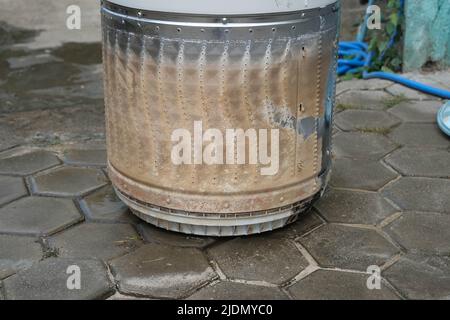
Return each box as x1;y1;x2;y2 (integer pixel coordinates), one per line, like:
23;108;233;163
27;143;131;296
294;40;301;177
313;20;324;191
329;27;339;163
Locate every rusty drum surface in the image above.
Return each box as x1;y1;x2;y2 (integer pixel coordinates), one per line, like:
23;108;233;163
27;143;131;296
101;0;340;236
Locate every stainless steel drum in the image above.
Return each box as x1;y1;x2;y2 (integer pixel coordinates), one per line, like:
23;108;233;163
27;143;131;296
101;0;340;236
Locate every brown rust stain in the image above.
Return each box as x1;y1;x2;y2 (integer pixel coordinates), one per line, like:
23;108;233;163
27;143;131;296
103;27;337;213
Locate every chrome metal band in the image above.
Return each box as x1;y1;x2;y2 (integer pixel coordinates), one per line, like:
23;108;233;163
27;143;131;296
102;0;340;23
101;0;339;40
115;184;319;236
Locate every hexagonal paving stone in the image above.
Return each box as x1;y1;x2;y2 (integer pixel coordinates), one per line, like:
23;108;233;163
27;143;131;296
386;84;436;101
48;223;142;260
336;90;393;110
208;236;308;285
385;147;450;178
330;159;398;191
333;132;398;160
63;148;107;166
32;166;108;197
389;124;450;148
426;71;450;90
137;223;215;249
403;72;450;90
385;212;450;255
0;235;42;279
3;258;114;300
388;100;443;123
314;189;397;225
79;185;135;223
110;244;216;298
0;126;22;153
336;79;393;95
288;269;399;300
271;210;323;239
0;176;27;206
384;254;450;300
188;281;288;300
0;196;82;236
335;110;400;132
383;177;450;213
0;150;60;176
298;224;399;271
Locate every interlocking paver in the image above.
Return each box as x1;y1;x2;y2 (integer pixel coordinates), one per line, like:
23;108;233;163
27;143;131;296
385;147;450;178
0;196;82;236
188;281;288;300
383;177;450;213
288;269;399;300
389;123;450;148
271;210;323;239
403;72;450;90
336;90;392;110
426;71;450;90
32;166;107;197
110;244;216;298
0;126;22;153
384;254;450;300
330;159;398;191
335;110;400;132
208;236;308;285
48;223;142;260
80;185;135;223
333;132;398;160
336;79;393;95
3;258;113;300
385;212;450;255
0;176;27;206
299;224;399;271
388;100;443;123
137;223;215;249
386;84;436;101
0;235;42;279
314;189;397;225
0;150;60;175
62;148;107;166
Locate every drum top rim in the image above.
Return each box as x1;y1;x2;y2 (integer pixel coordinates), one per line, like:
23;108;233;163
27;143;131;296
104;0;339;16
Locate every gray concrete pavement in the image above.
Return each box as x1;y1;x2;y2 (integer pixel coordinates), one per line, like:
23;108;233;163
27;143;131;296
0;0;450;300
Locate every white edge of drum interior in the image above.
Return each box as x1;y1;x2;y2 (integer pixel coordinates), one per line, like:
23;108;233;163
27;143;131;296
106;0;338;15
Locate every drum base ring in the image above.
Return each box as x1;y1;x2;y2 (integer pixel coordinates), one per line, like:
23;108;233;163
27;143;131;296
115;188;321;236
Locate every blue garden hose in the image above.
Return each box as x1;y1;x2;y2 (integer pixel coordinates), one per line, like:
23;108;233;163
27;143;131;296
337;0;450;136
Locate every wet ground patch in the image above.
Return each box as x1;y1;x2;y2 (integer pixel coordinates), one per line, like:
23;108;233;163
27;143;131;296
0;22;104;114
